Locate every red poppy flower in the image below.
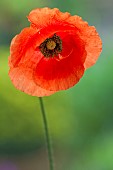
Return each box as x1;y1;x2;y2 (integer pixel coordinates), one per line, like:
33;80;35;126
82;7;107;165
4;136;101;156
9;8;102;97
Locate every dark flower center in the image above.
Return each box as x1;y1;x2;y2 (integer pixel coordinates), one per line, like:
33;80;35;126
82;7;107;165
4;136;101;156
39;34;62;57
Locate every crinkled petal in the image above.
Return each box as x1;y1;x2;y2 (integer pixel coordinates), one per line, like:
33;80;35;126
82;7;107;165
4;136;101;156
9;27;38;67
9;66;55;97
34;59;85;91
28;7;71;28
66;15;102;68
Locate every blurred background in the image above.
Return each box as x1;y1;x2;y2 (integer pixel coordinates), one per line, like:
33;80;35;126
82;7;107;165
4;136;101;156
0;0;113;170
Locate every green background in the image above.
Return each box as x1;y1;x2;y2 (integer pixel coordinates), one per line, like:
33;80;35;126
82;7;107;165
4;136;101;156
0;0;113;170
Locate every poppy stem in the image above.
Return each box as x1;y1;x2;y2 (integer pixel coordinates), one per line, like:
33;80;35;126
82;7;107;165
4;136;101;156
39;97;54;170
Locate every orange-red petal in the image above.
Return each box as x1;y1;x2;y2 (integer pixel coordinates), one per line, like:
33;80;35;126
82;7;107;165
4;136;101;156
66;15;102;68
28;7;71;28
9;27;38;67
9;66;55;97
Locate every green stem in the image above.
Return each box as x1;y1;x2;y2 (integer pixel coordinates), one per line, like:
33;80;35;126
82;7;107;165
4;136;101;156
39;97;54;170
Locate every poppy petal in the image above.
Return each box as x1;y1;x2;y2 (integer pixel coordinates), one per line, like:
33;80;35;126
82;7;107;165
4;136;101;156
9;27;38;67
66;15;102;68
34;58;85;91
9;66;55;96
28;7;71;28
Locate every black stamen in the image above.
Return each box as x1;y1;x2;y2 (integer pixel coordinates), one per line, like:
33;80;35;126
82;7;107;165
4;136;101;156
39;34;62;57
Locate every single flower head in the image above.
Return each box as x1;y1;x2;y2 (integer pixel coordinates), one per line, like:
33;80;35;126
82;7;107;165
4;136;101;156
8;7;102;97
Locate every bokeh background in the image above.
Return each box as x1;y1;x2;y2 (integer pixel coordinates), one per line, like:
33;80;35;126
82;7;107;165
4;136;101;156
0;0;113;170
